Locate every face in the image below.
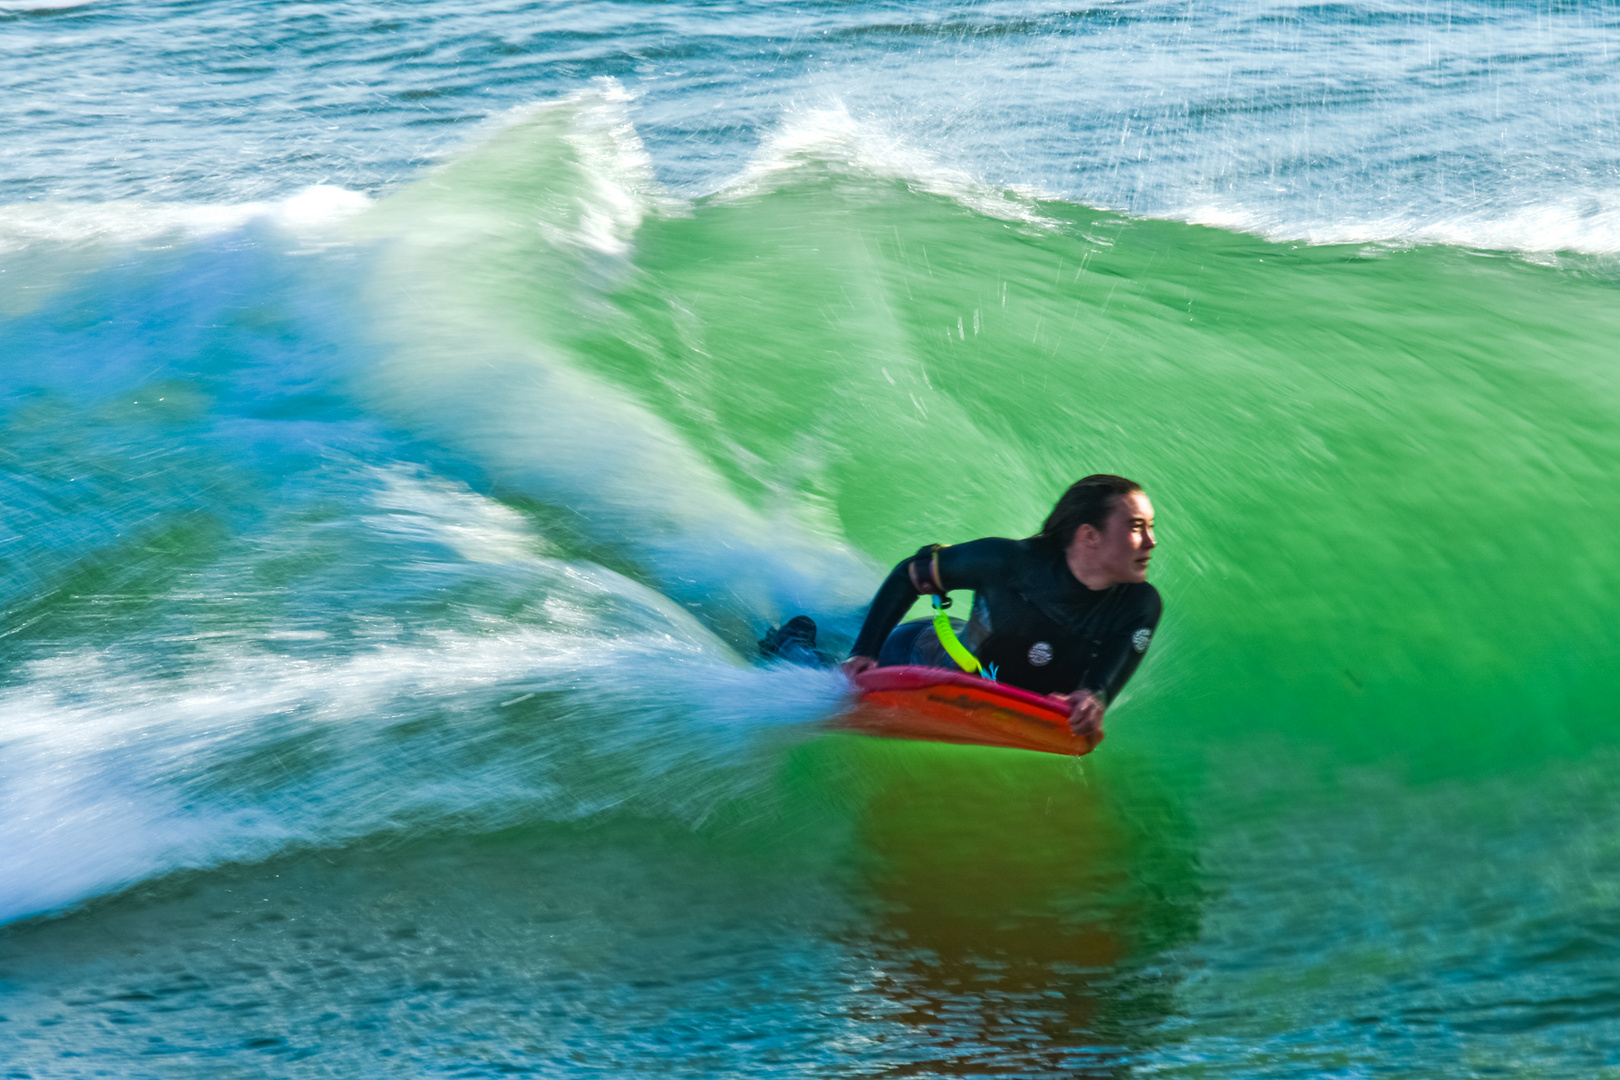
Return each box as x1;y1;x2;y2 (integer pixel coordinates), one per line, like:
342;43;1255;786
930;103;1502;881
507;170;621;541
1071;491;1156;586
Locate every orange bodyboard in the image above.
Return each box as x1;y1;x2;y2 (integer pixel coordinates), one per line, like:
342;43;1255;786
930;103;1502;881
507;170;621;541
843;666;1098;756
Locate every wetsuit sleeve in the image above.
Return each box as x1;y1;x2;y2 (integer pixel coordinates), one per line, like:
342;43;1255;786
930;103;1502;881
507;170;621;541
847;539;1015;659
1080;587;1163;703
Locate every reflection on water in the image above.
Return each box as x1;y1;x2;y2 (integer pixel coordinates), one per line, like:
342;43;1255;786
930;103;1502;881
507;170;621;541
822;737;1203;1076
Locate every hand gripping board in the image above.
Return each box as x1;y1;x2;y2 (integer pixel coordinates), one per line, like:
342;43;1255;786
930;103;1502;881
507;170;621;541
844;666;1099;756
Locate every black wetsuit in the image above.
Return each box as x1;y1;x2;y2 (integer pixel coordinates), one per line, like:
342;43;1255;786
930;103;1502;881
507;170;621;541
850;538;1162;702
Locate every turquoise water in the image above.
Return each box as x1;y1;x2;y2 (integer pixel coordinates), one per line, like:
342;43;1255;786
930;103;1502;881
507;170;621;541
3;2;1620;1075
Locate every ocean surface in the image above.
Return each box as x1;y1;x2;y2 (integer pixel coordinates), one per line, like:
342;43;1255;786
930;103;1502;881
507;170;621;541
3;1;1620;1075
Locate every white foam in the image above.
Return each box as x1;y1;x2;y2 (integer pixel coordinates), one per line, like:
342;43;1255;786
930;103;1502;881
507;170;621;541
0;451;871;924
351;85;882;625
718;102;1057;227
0;615;851;925
0;184;373;255
1177;193;1620;257
362;327;877;622
356;463;743;641
470;79;673;256
271;184;374;230
551;80;671;256
365;464;557;567
716;102;1620;257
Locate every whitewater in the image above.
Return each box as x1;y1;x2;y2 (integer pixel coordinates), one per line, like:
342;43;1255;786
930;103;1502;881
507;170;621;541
3;1;1620;1076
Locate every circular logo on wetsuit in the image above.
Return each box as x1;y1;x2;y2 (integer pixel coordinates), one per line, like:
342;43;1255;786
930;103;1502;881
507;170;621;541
1027;641;1054;666
1132;628;1153;653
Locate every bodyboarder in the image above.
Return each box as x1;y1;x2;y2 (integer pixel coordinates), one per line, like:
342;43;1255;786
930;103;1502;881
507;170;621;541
764;474;1161;745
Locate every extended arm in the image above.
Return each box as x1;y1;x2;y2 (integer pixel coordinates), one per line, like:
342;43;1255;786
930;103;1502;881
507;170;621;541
847;546;937;663
846;540;1013;669
1054;589;1162;739
1082;614;1160;704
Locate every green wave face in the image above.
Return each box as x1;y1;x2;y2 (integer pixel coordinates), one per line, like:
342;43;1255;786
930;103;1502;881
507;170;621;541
556;165;1620;779
584;166;1620;1065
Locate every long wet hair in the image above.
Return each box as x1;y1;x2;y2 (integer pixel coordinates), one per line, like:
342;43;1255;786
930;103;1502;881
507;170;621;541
1032;474;1142;550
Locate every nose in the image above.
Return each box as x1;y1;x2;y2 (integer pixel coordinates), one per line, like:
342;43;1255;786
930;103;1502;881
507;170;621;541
1143;527;1156;550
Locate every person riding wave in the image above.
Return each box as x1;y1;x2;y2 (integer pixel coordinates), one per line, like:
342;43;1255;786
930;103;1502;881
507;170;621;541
810;475;1161;745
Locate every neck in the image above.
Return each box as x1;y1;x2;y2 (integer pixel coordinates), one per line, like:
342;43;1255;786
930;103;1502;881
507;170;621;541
1063;547;1115;591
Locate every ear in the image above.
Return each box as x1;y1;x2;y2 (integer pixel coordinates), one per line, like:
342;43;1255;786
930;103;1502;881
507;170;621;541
1074;522;1101;546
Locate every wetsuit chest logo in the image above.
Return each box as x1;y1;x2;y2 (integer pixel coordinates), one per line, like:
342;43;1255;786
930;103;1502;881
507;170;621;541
1027;641;1054;666
1132;628;1152;653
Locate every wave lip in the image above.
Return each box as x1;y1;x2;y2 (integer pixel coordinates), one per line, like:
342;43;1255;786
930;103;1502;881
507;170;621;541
351;81;880;628
715;101;1058;226
1178;193;1620;256
699;101;1620;259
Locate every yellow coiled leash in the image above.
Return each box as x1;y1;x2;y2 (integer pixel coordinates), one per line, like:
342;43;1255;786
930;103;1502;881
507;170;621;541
917;544;992;679
930;594;985;676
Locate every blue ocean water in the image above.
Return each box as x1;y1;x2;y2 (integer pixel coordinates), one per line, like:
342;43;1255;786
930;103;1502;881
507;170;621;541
3;1;1620;1076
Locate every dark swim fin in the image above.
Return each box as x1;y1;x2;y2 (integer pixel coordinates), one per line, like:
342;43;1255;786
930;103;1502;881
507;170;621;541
757;615;834;667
